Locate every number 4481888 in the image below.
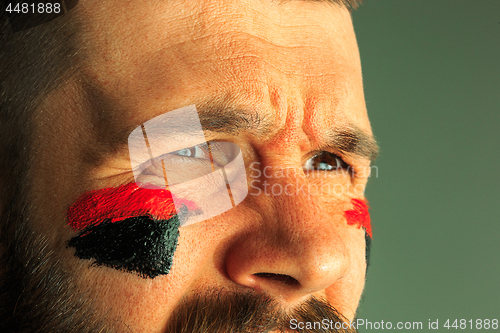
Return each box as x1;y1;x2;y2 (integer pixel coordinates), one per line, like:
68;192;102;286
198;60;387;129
444;319;498;330
5;2;61;14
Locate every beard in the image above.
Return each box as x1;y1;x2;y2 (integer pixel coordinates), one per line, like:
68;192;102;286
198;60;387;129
0;172;362;333
0;235;359;333
0;202;111;332
0;206;359;333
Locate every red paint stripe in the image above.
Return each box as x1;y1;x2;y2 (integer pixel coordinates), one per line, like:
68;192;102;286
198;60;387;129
67;182;197;231
344;198;372;238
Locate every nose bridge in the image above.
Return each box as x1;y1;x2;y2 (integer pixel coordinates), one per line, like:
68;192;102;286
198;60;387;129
263;164;322;229
260;162;347;249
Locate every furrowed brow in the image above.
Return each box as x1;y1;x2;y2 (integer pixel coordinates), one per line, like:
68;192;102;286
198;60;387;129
196;105;378;162
127;100;378;163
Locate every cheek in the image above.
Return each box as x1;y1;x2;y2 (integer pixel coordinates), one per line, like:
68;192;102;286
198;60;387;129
344;198;371;238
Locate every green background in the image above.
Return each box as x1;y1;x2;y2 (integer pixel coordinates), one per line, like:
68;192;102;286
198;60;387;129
352;0;500;331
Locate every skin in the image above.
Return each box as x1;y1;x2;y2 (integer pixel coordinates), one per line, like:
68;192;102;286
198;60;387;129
28;0;375;331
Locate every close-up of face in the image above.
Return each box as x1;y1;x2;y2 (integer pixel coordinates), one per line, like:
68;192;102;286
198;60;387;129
0;0;379;332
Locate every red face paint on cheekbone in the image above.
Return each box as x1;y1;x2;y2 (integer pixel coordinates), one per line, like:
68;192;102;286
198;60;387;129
344;198;372;238
67;182;198;231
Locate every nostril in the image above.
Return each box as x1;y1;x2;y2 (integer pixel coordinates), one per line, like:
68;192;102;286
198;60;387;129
254;272;300;286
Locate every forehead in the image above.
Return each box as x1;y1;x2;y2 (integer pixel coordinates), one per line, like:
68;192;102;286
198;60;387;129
76;0;368;136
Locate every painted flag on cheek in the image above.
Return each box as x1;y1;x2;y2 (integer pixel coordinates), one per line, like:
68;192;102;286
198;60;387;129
344;198;372;238
66;183;198;278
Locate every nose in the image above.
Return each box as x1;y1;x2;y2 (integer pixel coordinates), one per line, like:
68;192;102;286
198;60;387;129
225;166;350;303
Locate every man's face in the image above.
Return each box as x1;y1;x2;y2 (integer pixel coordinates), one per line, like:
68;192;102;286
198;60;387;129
27;0;375;331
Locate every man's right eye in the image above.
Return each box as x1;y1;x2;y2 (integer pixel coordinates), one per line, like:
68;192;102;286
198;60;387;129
137;144;213;185
135;141;241;187
171;145;210;159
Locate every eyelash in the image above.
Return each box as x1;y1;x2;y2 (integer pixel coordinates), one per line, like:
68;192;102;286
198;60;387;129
303;151;350;172
136;141;233;180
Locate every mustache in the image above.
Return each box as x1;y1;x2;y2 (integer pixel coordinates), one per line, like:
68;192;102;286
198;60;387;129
165;289;359;333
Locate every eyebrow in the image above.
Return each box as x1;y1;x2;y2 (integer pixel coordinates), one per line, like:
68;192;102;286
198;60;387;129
274;0;363;12
196;105;274;137
323;126;379;162
194;103;379;162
